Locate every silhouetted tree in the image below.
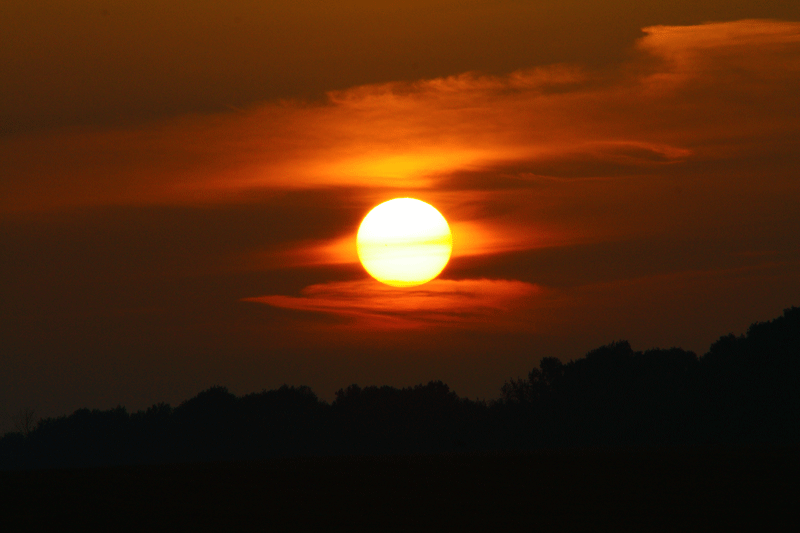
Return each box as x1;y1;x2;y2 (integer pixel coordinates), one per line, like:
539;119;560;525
11;407;38;437
701;306;800;443
2;306;798;470
331;381;483;454
237;384;329;457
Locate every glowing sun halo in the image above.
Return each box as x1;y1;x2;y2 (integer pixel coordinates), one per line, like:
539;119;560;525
357;198;453;287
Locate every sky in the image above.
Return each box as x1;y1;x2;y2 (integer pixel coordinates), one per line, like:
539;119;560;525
2;1;800;431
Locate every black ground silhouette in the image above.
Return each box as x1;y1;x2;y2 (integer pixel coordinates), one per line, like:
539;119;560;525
3;447;797;530
3;307;799;529
3;307;798;469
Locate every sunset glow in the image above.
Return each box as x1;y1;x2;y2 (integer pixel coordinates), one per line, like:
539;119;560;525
357;198;452;287
1;2;799;431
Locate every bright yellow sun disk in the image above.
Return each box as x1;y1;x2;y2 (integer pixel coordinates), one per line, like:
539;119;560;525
357;198;453;287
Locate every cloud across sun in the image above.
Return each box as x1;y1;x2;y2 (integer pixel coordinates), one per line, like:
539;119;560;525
2;8;800;428
1;20;798;337
4;19;792;334
243;279;541;330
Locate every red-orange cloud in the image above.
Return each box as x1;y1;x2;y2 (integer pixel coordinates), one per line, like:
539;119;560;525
2;19;798;269
243;278;541;330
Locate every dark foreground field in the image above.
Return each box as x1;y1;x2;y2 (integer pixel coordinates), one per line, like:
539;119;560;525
3;447;797;531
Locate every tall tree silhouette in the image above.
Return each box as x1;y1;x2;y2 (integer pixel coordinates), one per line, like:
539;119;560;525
701;306;800;443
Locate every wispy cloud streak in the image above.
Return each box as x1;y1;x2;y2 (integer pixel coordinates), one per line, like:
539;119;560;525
243;279;541;329
3;20;798;272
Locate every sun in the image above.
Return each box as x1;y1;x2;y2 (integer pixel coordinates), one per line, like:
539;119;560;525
357;198;453;287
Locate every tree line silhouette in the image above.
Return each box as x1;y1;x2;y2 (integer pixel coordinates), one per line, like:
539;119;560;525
2;307;798;469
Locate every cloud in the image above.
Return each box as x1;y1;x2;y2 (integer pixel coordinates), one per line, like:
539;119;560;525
638;19;800;81
3;20;795;197
243;278;541;330
3;19;799;274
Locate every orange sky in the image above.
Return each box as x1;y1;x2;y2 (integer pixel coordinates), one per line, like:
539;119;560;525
2;2;799;431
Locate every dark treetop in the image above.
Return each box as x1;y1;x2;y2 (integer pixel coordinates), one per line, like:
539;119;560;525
3;307;799;469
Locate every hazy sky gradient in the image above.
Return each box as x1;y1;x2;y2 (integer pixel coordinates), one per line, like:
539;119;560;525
2;1;799;432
